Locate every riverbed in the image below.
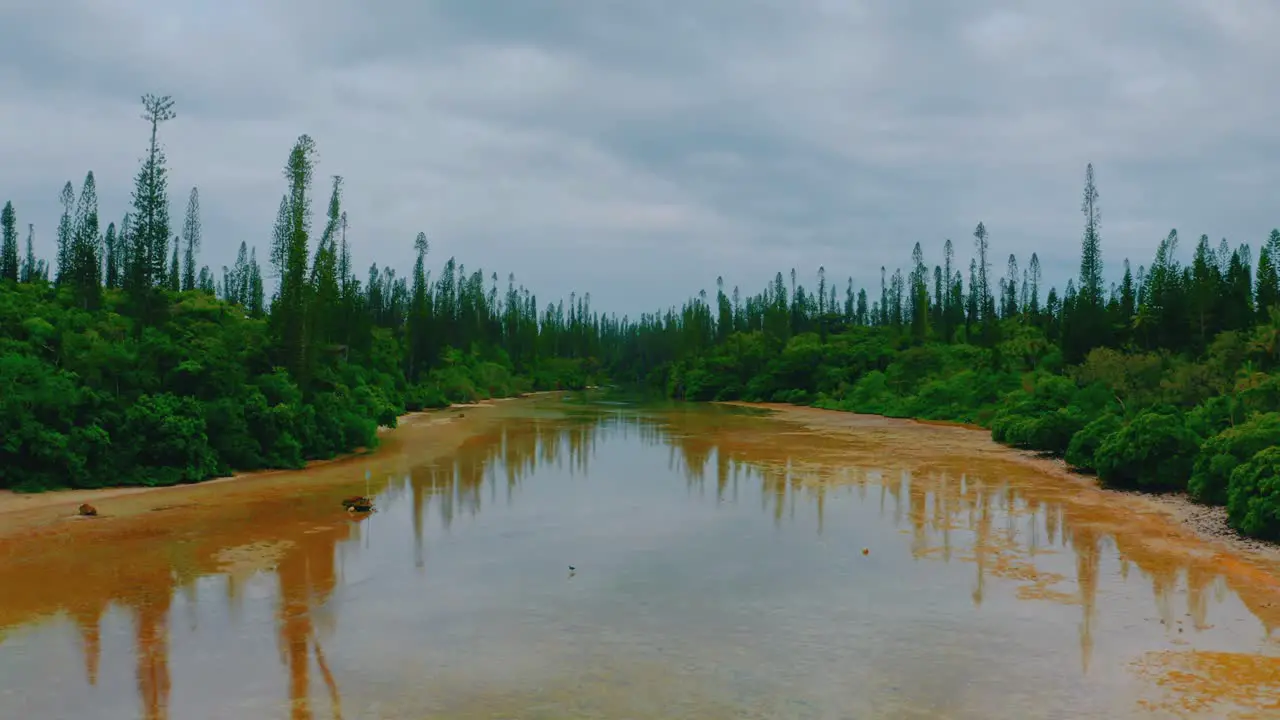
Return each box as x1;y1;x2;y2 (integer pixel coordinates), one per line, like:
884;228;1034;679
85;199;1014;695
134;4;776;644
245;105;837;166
1;394;1278;719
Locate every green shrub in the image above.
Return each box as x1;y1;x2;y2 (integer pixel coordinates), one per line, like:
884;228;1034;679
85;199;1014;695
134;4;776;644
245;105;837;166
1226;446;1280;540
1094;408;1200;492
122;393;219;486
1064;413;1122;473
1189;413;1280;506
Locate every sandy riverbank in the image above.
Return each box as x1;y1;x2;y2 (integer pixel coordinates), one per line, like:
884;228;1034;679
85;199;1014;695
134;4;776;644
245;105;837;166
724;401;1280;564
1010;451;1280;560
0;392;560;536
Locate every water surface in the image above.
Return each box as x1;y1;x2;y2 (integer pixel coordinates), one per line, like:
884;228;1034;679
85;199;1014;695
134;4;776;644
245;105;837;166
2;396;1280;719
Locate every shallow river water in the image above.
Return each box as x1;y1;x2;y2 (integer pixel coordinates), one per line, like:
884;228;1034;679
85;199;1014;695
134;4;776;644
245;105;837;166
2;395;1280;719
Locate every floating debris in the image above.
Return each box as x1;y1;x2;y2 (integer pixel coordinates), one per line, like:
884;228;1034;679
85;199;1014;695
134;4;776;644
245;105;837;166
341;496;374;513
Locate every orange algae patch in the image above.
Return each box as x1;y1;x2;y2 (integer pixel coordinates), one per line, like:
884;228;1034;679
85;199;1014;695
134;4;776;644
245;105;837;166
1133;650;1280;718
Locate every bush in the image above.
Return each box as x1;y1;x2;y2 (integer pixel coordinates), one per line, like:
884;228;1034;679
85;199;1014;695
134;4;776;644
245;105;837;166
989;374;1089;454
1064;413;1122;473
122;393;219;487
1189;413;1280;506
405;383;449;411
1226;446;1280;540
1002;408;1085;455
1094;408;1200;492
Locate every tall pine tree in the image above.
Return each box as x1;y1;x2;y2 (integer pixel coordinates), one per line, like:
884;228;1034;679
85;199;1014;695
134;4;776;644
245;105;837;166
70;171;102;308
0;201;17;282
271;134;318;379
103;222;119;288
129;94;176;293
181;187;201;291
55;181;74;284
1065;163;1107;360
21;224;39;282
1256;229;1280;313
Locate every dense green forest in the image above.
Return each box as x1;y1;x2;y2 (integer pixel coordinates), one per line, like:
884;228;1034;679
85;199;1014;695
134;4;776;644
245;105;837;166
3;96;1279;543
0;95;610;493
615;164;1280;541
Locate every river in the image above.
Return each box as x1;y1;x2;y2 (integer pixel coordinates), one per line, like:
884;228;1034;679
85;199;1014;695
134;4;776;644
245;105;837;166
1;393;1279;719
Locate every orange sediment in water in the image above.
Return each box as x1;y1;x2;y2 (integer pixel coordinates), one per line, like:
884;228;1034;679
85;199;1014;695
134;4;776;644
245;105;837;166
1;398;1279;718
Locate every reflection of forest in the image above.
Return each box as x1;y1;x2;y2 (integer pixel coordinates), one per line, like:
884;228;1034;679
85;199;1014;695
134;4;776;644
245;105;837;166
378;406;1280;677
0;501;368;720
3;405;1280;717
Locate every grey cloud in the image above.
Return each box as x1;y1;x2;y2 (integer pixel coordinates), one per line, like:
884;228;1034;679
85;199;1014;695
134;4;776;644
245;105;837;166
2;0;1279;317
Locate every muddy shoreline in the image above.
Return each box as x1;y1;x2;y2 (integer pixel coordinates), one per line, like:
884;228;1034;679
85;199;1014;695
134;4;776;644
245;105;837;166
1013;451;1280;560
0;392;560;535
723;401;1280;564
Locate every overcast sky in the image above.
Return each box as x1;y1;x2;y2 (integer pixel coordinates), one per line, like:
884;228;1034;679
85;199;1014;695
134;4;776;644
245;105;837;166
2;1;1278;317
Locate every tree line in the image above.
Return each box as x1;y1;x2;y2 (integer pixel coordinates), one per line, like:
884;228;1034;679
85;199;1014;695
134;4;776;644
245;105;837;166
0;94;611;492
3;95;1279;543
621;163;1280;541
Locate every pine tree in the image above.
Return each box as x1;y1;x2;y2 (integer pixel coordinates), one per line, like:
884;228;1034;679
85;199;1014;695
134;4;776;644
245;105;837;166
1079;163;1104;307
942;239;962;338
878;266;888;327
21;224;37;282
116;214;132;288
103;222;118;289
909;242;928;339
269;195;290;278
169;237;180;292
1189;234;1220;346
337;211;351;292
70;171;102;307
716;276;732;342
181;187;201;291
272;134;318;378
247;248;264;317
1118;258;1136;342
1255;230;1280;313
973;222;992;322
1028;252;1042;316
198;265;216;294
966;258;979;337
407;230;431;378
55;181;74;283
1002;253;1019;318
129;93;176;292
1065;163;1108;360
931;265;944;333
309;176;343;362
816;265;827;319
1223;243;1253;331
0;201;17;282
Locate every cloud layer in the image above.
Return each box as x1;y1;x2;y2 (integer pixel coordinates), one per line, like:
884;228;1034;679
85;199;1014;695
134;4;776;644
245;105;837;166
2;0;1279;315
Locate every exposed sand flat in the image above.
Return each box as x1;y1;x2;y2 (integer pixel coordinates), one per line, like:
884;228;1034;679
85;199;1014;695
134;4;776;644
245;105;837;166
721;402;1280;565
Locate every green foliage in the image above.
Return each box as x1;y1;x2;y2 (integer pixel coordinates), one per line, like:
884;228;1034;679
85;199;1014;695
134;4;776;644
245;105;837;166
0;201;17;283
1064;413;1123;473
0;122;622;492
1094;408;1201;492
1226;446;1280;540
10;123;1280;549
122;393;218;486
0;276;607;491
1188;413;1280;506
